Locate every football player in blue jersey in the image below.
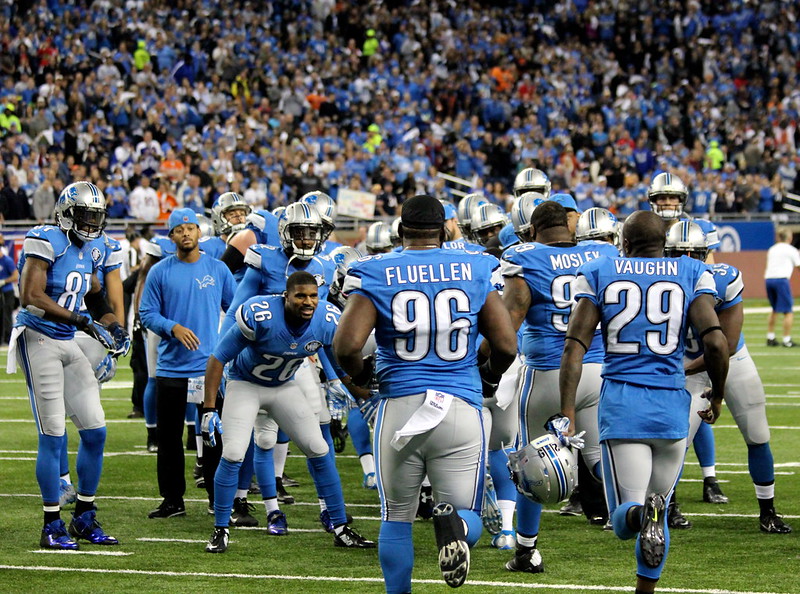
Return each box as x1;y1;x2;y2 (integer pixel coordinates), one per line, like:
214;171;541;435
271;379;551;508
220;204;280;282
560;210;729;594
202;271;375;552
300;191;343;255
575;207;620;249
334;194;518;591
666;222;792;534
490;201;618;572
469;203;507;247
11;181;129;550
139;208;237;519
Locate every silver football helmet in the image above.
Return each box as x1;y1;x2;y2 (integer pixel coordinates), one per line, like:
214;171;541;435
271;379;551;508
513;168;551;198
365;221;394;254
278;202;324;260
271;205;287;220
510;191;546;241
328;245;365;309
300;191;336;241
507;433;578;505
389;217;402;247
212;192;252;236
456;193;488;236
55;181;107;242
196;213;215;238
469;203;508;245
647;172;689;220
664;220;708;261
575;207;619;245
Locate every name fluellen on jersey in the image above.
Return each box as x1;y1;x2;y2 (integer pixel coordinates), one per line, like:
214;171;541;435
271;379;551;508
615;259;679;276
549;250;603;270
384;262;474;285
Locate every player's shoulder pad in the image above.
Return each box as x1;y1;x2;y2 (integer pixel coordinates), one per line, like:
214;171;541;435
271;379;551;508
244;243;277;268
23;225;63;262
235;294;280;340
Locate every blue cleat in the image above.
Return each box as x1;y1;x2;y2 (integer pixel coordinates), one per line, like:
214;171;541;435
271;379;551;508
267;510;288;535
320;509;354;533
59;479;77;507
40;519;79;550
69;509;119;545
491;529;516;550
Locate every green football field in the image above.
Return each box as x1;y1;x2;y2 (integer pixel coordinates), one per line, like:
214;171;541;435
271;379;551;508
0;300;798;593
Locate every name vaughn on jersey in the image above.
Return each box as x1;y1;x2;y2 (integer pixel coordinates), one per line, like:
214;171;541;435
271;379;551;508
614;259;679;276
384;262;474;285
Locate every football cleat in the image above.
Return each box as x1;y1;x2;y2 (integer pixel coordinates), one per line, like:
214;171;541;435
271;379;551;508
639;494;667;568
432;502;471;588
276;477;295;504
230;497;259;527
281;473;299;488
333;525;376;548
491;530;516;550
205;527;229;553
59;479;77;507
559;487;583;516
417;485;434;520
267;510;288;535
148;500;186;519
363;472;377;490
40;519;79;550
783;340;795;347
760;509;792;534
193;461;205;489
482;474;502;535
248;478;261;495
667;498;692;529
505;545;544;573
68;509;118;545
766;338;779;347
320;510;354;533
702;477;729;504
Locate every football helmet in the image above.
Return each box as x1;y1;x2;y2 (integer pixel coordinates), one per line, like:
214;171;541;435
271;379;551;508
507;434;578;504
510;191;546;241
212;192;252;236
469;203;508;245
55;181;107;242
278;202;324;260
196;213;215;238
513;168;551;198
300;191;336;241
389;217;402;247
271;205;286;220
647;172;689;220
456;193;488;236
328;245;364;309
575;207;619;245
365;221;393;254
664;220;708;261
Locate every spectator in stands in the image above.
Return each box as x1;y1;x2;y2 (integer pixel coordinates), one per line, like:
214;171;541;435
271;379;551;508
129;175;159;221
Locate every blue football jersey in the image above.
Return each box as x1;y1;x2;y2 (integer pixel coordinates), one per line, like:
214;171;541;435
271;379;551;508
442;239;485;252
686;217;720;251
215;294;341;387
246;210;280;246
16;225;105;339
79;233;124;316
221;244;335;335
502;241;618;369
344;248;498;408
685;262;745;359
199;235;226;260
143;234;176;259
573;255;717;389
320;239;343;255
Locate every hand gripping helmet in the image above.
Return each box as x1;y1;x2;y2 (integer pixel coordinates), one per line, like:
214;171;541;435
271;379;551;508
365;221;394;254
300;191;336;241
196;213;216;238
513;168;551;198
647;172;689;220
328;245;365;309
664;220;708;261
55;181;107;242
212;192;252;236
278;202;324;260
507;434;578;504
469;203;508;245
510;191;546;241
575;207;620;245
389;216;402;247
456;192;488;237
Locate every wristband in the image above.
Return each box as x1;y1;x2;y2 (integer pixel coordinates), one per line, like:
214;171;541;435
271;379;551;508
564;335;589;352
698;325;722;339
69;312;89;330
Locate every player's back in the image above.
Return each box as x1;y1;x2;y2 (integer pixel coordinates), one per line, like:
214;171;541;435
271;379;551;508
502;241;617;369
442;239;485;252
573;254;716;388
345;248;497;406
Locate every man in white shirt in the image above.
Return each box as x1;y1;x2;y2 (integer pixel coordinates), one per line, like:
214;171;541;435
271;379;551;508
129;176;160;221
765;228;800;346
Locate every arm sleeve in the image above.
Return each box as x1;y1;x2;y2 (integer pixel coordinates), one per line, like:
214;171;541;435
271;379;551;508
220;266;261;335
211;322;251;364
221;244;245;274
138;267;176;339
319;345;346;380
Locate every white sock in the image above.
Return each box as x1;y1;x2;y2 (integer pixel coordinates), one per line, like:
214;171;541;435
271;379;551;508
235;489;248;499
498;499;516;532
701;466;716;479
783;336;792;344
767;332;776;340
263;497;279;514
274;442;289;477
319;498;327;512
516;533;537;548
60;473;72;485
195;436;203;456
359;453;375;475
755;483;775;500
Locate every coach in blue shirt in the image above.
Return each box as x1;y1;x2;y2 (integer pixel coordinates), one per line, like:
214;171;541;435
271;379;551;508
140;208;236;519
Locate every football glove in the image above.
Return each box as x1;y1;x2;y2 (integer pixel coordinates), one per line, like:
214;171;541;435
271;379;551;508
94;354;117;383
350;355;376;389
201;408;223;448
544;413;586;450
478;361;502;400
84;320;116;352
108;322;131;357
358;392;380;427
325;379;354;421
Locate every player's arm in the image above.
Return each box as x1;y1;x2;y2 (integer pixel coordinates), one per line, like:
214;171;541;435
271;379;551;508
220;264;261;335
221;228;256;273
478;274;529;362
133;252;158;319
103;267;125;322
685;302;742;376
688;293;729;423
333;293;377;383
20;256;86;325
477;290;518;381
559;297;600;430
203;322;250;409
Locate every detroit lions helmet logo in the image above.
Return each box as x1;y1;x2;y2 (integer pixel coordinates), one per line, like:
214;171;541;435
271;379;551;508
314;274;324;287
195;275;216;289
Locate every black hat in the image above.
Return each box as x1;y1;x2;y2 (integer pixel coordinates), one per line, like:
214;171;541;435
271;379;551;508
401;194;444;229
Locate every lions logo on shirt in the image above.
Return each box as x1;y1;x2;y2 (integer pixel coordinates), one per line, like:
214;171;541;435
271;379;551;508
196;275;216;289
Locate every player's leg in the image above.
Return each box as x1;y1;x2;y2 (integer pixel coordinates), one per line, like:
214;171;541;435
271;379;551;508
228;437;258;527
143;329;160;451
253;413;287;534
347;405;376;488
575;363;607;523
150;377;189;517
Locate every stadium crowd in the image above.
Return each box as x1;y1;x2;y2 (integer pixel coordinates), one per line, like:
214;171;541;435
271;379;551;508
0;0;799;226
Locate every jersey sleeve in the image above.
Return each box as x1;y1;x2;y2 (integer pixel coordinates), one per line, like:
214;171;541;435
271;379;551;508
221;264;262;335
22;235;55;263
500;246;525;278
212;320;252;365
234;301;258;341
693;268;717;299
143;238;162;258
243;245;263;270
572;259;601;306
716;266;744;310
103;238;124;272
